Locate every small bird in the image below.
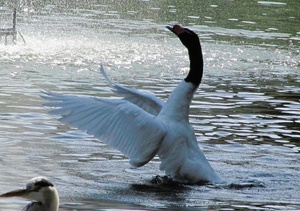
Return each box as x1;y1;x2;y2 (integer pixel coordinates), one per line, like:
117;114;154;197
0;177;59;211
42;25;222;184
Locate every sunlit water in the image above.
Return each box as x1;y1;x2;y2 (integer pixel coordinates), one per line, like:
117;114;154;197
0;1;299;210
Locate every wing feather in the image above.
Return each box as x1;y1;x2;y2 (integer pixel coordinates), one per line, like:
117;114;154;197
42;91;166;167
100;65;164;116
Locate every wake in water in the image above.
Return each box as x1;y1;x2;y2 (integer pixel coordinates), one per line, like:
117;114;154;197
148;175;265;189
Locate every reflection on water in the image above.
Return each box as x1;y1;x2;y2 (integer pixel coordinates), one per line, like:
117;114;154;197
0;0;300;210
2;0;300;47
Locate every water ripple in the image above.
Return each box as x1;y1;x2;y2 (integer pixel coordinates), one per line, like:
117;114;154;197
0;2;299;210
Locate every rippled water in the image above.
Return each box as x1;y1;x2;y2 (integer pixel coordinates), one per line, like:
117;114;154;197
0;1;299;210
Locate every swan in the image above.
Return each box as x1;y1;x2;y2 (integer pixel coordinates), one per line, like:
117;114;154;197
42;25;222;184
0;177;59;211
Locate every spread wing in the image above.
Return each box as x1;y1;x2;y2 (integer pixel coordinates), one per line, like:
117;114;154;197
42;91;166;167
100;65;164;116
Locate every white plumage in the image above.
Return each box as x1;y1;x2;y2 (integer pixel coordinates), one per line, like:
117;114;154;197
42;25;222;184
44;88;166;167
100;65;164;116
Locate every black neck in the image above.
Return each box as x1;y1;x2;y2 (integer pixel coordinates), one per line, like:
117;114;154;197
185;45;203;86
178;30;204;86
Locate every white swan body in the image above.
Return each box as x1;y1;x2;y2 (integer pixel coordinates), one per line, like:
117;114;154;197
42;25;222;184
156;81;221;183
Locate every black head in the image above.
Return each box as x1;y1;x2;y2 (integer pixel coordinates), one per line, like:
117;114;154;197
166;25;200;50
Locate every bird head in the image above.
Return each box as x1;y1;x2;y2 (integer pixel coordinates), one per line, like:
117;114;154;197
0;177;59;210
166;24;200;50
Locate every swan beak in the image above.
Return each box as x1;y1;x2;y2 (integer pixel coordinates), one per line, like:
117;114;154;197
166;25;185;36
166;26;175;33
0;188;29;198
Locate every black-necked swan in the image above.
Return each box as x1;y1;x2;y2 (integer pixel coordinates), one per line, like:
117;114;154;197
42;25;222;184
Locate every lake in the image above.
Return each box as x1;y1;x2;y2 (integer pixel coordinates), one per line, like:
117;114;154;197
0;0;299;210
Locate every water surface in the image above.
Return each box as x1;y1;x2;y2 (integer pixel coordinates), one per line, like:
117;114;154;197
0;0;299;210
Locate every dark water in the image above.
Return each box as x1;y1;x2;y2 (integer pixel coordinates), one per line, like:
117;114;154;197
0;0;299;210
